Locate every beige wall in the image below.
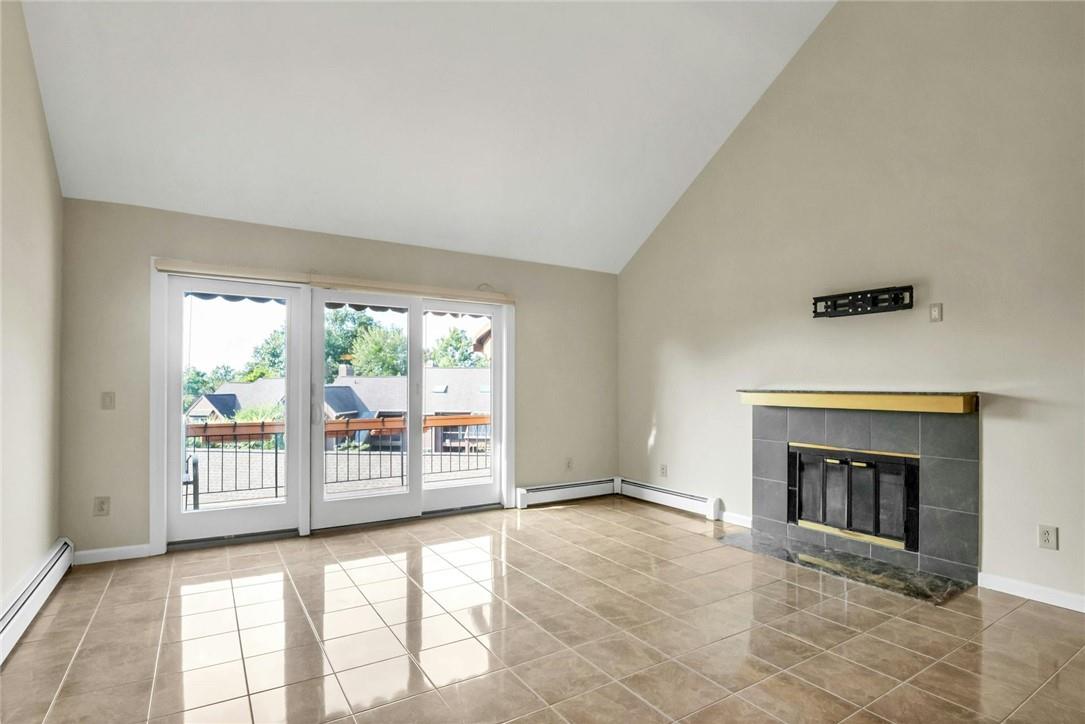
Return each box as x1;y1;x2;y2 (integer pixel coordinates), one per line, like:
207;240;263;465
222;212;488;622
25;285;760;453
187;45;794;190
1;1;64;602
619;2;1085;598
60;200;617;551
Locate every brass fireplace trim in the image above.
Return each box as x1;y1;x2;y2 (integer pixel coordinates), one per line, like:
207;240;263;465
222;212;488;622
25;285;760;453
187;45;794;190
789;442;920;460
797;520;905;551
738;390;977;414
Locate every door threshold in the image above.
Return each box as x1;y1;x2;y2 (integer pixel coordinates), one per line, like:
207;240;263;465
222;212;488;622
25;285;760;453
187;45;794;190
311;503;502;536
167;528;299;552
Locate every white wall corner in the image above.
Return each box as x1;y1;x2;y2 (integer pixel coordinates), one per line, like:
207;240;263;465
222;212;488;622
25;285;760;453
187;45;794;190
613;477;622;495
978;572;1085;614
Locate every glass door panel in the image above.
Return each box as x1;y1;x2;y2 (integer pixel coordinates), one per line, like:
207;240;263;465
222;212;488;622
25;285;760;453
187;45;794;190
310;291;421;528
167;276;303;542
421;301;501;511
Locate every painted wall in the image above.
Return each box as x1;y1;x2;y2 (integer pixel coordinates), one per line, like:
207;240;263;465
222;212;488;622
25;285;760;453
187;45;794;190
618;2;1085;600
60;200;617;551
1;1;64;603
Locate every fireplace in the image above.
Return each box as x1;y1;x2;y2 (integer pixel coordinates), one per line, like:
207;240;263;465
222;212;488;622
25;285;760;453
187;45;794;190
788;445;919;552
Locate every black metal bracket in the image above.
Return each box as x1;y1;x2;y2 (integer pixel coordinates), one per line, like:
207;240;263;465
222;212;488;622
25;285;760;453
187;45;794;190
813;285;913;318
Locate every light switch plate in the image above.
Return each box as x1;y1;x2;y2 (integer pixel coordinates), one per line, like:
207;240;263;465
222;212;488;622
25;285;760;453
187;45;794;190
93;496;111;517
101;391;116;410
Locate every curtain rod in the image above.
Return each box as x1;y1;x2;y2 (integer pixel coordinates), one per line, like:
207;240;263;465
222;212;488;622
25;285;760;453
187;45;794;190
152;257;514;305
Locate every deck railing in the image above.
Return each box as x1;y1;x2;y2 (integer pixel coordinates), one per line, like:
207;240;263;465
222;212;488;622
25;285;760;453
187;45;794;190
183;414;491;510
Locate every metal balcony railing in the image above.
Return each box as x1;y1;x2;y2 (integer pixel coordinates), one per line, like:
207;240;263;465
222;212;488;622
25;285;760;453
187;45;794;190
183;414;492;510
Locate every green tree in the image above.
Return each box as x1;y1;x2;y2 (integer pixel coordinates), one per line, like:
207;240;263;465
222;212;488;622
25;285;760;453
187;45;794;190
233;402;285;421
428;327;489;368
350;324;407;376
324;307;373;381
241;326;286;380
183;367;212;410
209;364;236;389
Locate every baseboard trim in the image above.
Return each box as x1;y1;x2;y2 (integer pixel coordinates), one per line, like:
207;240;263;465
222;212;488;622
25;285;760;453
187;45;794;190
1;538;73;664
517;479;619;508
978;572;1085;613
722;511;753;528
618;478;720;520
73;543;155;566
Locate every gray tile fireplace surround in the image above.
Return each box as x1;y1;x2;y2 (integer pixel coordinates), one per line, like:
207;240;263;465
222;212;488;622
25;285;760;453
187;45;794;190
752;405;980;583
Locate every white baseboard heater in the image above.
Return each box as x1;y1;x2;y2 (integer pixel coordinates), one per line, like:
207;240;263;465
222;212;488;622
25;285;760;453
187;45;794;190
516;477;722;522
618;479;720;520
1;538;73;665
517;479;619;508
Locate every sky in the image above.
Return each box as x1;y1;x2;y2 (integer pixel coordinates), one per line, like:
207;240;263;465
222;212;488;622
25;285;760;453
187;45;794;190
183;294;489;372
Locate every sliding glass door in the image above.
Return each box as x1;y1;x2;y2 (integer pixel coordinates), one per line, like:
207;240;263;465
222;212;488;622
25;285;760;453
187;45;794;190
421;300;503;511
166;276;306;542
162;277;507;542
310;292;504;528
309;290;422;528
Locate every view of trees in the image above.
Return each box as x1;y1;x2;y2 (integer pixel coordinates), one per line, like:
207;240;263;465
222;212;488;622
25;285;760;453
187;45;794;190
350;325;408;376
184;308;489;413
427;327;489;369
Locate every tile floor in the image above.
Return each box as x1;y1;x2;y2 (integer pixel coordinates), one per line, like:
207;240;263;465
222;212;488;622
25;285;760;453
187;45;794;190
1;496;1083;724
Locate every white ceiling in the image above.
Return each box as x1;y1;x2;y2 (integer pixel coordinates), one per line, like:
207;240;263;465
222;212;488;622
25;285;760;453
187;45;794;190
24;2;831;273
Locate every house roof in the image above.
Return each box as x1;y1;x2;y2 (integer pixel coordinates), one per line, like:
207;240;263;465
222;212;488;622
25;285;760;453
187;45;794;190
215;377;286;410
187;368;491;420
323;386;360;418
200;393;241;419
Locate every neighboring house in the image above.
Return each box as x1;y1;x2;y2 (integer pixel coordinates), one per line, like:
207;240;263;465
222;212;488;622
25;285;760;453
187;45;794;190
185;367;491;450
185;377;285;422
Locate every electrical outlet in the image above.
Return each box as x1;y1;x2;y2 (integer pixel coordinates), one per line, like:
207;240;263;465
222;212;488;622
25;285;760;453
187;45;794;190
1038;524;1059;550
101;391;116;410
565;457;573;471
93;496;111;517
929;303;943;323
659;464;668;478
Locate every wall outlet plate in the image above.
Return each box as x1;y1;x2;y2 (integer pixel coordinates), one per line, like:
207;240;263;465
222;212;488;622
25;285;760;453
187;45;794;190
1038;524;1058;550
929;303;943;323
93;496;111;517
659;464;668;478
101;391;116;410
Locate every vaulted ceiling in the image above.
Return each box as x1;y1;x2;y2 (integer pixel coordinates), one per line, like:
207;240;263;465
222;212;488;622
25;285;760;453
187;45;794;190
24;2;831;272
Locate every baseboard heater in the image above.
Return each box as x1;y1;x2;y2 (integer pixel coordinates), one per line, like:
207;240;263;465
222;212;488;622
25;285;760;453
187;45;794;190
517;479;619;508
618;479;720;519
517;477;720;521
1;538;73;664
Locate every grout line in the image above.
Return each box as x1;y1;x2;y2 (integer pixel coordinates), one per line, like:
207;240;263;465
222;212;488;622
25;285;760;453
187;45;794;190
1000;642;1085;722
39;563;117;722
143;555;176;722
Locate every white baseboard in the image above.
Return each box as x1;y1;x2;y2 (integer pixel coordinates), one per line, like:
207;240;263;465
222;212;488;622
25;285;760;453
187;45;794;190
516;479;619;508
978;572;1085;613
73;543;156;566
722;511;753;528
1;538;73;664
618;479;720;521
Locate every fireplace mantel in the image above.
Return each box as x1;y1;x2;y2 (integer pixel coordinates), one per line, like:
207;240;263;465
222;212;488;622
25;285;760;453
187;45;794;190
738;390;978;414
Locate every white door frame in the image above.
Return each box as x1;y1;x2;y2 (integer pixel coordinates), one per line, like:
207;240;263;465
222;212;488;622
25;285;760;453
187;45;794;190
152;271;311;547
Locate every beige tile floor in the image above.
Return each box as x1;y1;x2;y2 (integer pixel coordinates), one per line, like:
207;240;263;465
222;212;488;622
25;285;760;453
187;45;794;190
2;496;1083;724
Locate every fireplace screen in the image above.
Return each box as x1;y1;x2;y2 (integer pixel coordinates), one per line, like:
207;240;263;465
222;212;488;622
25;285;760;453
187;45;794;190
788;445;918;551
